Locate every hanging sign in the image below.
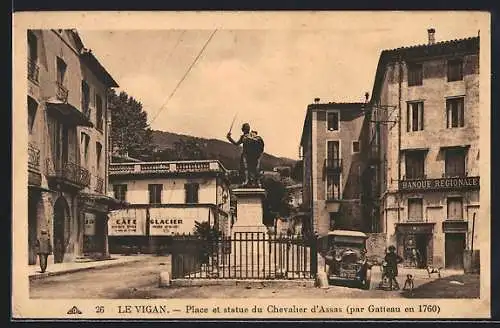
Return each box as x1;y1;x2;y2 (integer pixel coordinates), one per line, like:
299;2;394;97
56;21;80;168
108;208;147;236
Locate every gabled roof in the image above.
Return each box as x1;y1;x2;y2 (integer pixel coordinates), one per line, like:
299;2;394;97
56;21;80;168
370;36;479;103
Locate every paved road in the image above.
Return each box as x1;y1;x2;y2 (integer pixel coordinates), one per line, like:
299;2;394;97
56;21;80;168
30;257;469;299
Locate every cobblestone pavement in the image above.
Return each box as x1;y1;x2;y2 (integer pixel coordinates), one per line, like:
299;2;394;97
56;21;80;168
30;256;475;299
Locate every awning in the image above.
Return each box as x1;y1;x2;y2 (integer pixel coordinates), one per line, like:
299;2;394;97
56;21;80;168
46;99;93;127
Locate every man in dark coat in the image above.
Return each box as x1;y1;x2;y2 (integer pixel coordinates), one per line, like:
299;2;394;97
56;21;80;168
35;229;52;273
384;245;403;290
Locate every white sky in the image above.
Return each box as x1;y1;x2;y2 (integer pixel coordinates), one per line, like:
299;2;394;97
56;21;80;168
77;12;484;159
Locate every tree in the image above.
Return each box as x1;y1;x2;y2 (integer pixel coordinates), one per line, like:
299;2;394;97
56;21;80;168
261;176;292;226
291;160;303;182
193;221;220;264
108;89;154;160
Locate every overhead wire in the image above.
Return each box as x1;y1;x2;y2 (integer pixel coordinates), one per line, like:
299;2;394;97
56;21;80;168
149;29;218;125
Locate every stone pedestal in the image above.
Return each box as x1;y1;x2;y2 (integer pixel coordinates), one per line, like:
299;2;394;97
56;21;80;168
231;188;268;277
231;188;267;233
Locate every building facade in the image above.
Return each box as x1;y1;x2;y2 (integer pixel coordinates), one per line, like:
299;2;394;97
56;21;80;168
299;101;372;237
107;160;231;253
369;30;480;269
27;29;119;265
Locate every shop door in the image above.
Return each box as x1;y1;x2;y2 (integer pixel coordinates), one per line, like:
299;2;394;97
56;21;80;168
445;233;466;269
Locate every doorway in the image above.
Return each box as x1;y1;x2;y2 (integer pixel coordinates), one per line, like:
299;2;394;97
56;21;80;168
28;191;39;265
415;234;428;268
445;233;466;269
53;197;70;263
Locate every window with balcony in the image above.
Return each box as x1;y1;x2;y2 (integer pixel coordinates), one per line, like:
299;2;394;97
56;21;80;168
326;173;341;200
405;150;425;179
113;184;127;201
27;31;38;83
408;198;423;222
56;57;67;84
445;148;466;177
326;140;341;170
407;102;424;132
447;58;463;82
447;197;463;220
28;97;37;134
81;132;90;165
327;111;339;131
96;94;103;132
96;142;102;168
185;183;199;203
148;184;163;204
407;63;423;86
82;81;90;118
446;97;465;128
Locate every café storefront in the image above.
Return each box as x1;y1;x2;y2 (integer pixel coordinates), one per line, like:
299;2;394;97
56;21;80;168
397;176;480;269
108;204;226;254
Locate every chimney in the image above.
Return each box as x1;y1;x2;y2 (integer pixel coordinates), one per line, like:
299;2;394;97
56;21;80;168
427;28;436;45
314;97;320;104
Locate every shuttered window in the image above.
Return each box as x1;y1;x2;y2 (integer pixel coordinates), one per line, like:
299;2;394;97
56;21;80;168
185;183;199;203
408;198;423;222
447;197;463;220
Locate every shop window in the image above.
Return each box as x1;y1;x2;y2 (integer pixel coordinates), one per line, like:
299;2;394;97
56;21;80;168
407;102;424;132
407;63;423;86
447;58;463;82
113;184;127;201
148;184;163;204
446;97;465;128
447;197;463;220
327;111;339;131
445;148;466;177
185;183;199;203
405;150;425;179
408;198;423;222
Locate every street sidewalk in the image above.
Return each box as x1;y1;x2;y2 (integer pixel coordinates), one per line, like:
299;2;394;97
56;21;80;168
29;254;154;281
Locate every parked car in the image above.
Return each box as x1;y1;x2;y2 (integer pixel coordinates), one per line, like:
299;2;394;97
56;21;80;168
319;230;372;289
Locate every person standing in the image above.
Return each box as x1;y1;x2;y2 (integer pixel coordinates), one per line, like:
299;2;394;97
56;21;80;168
384;245;404;290
35;229;52;273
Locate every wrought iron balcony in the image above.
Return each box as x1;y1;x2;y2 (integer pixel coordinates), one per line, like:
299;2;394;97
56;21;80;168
325;158;342;173
55;82;69;103
28;143;40;172
45;158;91;189
27;59;39;83
94;176;104;193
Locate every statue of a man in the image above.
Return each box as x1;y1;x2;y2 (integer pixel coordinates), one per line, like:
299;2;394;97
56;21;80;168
226;123;264;187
